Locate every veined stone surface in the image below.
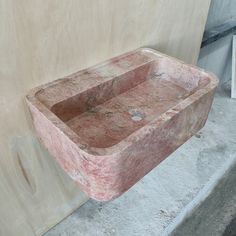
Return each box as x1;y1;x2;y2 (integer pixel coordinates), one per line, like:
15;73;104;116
26;48;218;201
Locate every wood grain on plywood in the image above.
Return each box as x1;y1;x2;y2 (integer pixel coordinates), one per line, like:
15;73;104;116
0;0;211;235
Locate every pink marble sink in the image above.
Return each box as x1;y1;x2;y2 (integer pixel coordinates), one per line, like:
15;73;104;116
26;48;218;201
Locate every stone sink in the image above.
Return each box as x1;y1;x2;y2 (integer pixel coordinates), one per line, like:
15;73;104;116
26;48;218;201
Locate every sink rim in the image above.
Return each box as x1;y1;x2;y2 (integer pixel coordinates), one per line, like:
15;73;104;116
26;48;219;156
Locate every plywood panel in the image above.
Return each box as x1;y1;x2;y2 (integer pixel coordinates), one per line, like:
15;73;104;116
0;0;211;235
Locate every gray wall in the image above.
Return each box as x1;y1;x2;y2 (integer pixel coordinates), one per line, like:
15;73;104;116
197;0;236;89
205;0;236;30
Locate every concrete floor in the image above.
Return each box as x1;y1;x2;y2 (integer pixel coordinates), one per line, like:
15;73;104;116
169;155;236;236
45;89;236;236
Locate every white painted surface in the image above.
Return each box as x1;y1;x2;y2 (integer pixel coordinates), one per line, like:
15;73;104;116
232;35;236;98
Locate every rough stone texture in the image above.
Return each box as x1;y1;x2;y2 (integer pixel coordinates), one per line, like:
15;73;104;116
168;154;236;236
223;216;236;236
26;48;218;201
44;89;236;236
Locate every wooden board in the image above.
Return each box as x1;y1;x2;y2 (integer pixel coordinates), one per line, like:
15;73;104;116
0;0;211;235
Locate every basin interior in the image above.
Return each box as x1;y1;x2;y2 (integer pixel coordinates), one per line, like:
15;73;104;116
36;57;210;148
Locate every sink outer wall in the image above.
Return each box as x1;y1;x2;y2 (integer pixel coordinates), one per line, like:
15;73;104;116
26;48;218;201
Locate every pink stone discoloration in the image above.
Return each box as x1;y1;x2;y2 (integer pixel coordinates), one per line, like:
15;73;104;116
26;48;218;201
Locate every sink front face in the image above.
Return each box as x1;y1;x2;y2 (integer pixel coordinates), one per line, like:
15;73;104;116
26;48;218;201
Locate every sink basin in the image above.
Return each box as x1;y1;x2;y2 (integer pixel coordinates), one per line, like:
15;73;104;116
26;48;218;201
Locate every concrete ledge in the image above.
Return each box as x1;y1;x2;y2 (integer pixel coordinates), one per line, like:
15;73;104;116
45;92;236;236
163;153;236;236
